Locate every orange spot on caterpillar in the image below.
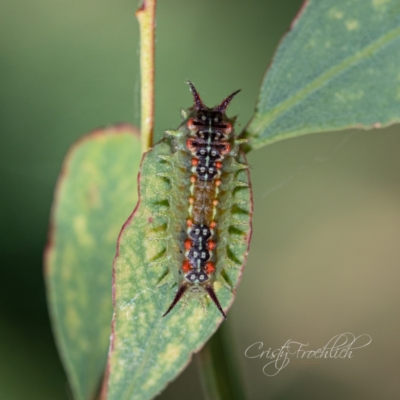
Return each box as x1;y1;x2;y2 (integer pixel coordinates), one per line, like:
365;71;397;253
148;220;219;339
224;122;232;135
213;199;219;206
210;221;217;229
187;218;193;227
191;158;199;166
184;239;192;250
221;143;231;155
190;175;197;183
205;262;215;274
215;161;223;169
186;139;196;151
182;260;191;273
187;118;196;131
215;179;222;186
189;196;195;204
207;240;216;250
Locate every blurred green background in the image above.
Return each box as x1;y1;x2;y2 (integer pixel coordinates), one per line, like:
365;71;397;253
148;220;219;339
1;0;400;399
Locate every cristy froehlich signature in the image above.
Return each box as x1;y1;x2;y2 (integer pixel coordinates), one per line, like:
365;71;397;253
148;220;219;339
244;332;372;376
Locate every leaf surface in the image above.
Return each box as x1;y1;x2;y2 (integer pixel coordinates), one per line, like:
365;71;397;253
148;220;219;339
102;141;252;400
245;0;400;149
45;125;141;400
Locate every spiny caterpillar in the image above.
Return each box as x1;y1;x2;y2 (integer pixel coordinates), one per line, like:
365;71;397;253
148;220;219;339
159;82;251;319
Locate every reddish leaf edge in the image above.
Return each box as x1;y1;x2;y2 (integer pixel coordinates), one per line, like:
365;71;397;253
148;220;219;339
43;123;140;400
100;146;253;400
44;123;140;276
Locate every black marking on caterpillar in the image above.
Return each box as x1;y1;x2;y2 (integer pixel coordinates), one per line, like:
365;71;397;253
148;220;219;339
159;82;250;319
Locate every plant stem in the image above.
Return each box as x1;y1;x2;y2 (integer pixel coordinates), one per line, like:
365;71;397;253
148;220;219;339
136;0;156;153
196;323;246;400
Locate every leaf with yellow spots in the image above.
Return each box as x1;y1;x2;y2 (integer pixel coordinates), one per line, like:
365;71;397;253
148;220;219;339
245;0;400;149
45;125;141;400
101;141;252;400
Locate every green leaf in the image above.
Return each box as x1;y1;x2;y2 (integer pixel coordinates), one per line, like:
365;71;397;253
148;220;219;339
102;141;252;400
45;125;141;400
245;0;400;150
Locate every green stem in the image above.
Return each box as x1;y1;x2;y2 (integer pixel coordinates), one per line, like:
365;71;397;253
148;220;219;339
196;323;246;400
136;0;156;153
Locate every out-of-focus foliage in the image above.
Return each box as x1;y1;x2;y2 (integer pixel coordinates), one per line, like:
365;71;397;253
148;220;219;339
45;126;141;400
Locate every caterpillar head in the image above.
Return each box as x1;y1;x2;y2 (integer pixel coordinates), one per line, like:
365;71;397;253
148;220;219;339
186;81;240;137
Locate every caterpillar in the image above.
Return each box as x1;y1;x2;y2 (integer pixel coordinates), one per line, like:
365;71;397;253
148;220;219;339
159;82;251;319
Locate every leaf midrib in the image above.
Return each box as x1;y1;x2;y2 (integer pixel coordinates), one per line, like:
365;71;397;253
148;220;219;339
247;25;400;142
